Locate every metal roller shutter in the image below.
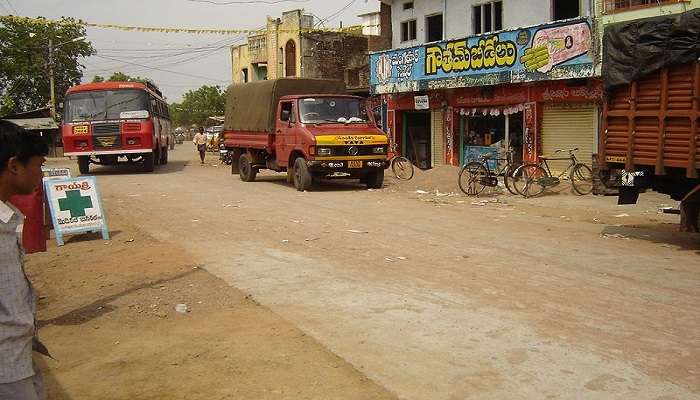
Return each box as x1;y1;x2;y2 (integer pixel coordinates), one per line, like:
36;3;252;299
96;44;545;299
431;109;444;167
541;104;596;175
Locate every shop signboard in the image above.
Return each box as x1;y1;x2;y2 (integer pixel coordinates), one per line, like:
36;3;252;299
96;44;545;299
414;95;430;110
371;18;594;94
44;176;109;246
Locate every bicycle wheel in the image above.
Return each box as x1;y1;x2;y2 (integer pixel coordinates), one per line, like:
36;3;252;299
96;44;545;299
459;162;488;196
512;164;547;198
391;156;414;180
571;163;593;195
502;163;520;195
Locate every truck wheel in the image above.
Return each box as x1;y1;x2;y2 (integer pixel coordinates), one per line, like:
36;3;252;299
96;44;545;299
78;156;90;174
239;153;257;182
160;147;169;165
143;152;155;172
365;169;384;189
293;157;312;191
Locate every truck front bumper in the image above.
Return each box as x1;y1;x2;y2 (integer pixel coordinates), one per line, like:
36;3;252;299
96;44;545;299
307;159;389;172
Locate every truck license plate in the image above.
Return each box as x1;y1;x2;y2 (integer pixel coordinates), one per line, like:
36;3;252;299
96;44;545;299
348;160;362;168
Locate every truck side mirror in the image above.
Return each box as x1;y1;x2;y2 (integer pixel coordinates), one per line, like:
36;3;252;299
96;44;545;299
281;109;291;122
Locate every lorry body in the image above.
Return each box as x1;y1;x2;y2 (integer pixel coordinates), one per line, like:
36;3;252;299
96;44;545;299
599;9;700;231
223;78;389;190
600;61;700;231
61;81;171;174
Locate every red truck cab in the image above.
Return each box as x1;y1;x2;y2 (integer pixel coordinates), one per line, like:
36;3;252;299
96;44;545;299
224;79;389;190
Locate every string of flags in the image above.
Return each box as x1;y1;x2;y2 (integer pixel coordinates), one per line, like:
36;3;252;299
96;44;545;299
0;15;374;35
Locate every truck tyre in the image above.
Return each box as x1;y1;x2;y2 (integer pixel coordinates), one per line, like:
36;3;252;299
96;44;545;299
78;156;90;174
154;146;161;166
143;152;155;172
365;169;384;189
293;157;312;191
239;153;257;182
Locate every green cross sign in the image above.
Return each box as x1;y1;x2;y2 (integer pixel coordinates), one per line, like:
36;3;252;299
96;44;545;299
58;190;93;218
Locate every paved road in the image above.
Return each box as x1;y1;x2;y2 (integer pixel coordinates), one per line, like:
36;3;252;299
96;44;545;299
61;146;700;399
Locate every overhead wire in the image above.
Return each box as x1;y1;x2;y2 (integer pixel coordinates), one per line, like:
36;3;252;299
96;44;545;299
91;53;230;83
186;0;309;4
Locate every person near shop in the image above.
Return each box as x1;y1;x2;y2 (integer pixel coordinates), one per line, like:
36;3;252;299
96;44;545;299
0;120;49;400
193;127;207;164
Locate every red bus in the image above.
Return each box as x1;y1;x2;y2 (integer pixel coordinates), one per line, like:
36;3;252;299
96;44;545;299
61;81;172;173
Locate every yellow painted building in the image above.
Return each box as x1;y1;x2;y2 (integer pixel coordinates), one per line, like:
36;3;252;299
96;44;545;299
231;10;312;84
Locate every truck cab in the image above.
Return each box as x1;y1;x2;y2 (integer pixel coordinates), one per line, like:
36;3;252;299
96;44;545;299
224;79;389;191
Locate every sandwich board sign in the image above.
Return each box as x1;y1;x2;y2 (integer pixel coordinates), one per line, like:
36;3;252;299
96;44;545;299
44;176;109;246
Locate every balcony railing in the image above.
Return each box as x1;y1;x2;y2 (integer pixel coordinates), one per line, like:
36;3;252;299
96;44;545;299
603;0;688;14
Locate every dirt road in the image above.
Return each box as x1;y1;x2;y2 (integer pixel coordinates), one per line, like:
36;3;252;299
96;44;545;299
36;145;700;399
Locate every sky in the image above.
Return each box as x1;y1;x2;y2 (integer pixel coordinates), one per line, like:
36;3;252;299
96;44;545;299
6;0;379;102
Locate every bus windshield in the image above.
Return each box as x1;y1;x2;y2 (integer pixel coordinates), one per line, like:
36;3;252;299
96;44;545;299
298;97;368;124
64;89;150;122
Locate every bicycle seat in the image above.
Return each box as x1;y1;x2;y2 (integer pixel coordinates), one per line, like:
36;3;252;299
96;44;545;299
481;153;492;160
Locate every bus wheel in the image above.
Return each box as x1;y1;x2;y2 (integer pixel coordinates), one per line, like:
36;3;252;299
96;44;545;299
143;152;155;172
78;156;90;174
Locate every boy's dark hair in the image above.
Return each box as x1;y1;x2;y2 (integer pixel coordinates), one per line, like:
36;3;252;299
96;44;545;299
0;120;49;172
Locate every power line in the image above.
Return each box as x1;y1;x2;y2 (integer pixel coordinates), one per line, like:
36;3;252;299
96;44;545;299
92;54;230;83
186;0;309;3
3;0;16;13
315;0;357;27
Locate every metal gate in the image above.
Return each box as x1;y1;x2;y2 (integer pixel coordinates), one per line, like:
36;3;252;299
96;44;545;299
431;109;444;167
541;104;596;174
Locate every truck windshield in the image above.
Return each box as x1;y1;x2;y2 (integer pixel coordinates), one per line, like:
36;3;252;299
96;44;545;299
298;97;368;124
64;89;149;122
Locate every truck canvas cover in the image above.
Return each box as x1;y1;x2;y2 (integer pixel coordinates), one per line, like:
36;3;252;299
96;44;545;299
224;78;347;133
602;9;700;92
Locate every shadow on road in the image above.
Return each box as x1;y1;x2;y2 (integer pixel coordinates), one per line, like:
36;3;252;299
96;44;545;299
37;268;201;328
85;160;188;176
600;224;700;255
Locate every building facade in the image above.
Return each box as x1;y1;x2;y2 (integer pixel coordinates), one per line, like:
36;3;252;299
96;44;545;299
374;0;601;172
231;7;392;93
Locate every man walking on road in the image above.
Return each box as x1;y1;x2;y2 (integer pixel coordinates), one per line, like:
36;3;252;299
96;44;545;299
193;127;207;165
0;121;49;400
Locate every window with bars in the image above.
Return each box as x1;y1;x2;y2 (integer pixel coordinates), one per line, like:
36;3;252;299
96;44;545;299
401;19;417;42
472;1;503;35
603;0;683;14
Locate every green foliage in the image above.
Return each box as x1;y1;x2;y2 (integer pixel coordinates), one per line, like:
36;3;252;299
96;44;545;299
0;16;94;116
91;75;104;83
169;85;225;127
106;72;152;83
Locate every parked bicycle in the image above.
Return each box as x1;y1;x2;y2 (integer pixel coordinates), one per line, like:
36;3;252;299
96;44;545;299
388;142;414;180
458;149;520;196
512;148;593;197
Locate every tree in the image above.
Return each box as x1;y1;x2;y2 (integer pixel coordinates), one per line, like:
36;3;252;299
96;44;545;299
91;75;104;83
0;16;94;116
104;72;152;83
169;85;225;127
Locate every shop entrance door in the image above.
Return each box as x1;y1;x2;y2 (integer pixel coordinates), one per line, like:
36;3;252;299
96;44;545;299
403;111;431;169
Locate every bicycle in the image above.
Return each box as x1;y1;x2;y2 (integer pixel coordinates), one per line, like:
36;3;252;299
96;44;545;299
458;149;520;196
388;141;414;180
512;148;593;198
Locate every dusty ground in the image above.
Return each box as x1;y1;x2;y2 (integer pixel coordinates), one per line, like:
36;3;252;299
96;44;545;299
32;145;700;399
26;212;397;400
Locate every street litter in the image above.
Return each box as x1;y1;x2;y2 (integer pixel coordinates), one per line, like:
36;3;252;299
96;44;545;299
175;304;188;313
304;237;320;242
125;239;135;243
415;190;429;194
347;230;369;234
282;239;289;243
614;213;630;218
600;233;630;240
